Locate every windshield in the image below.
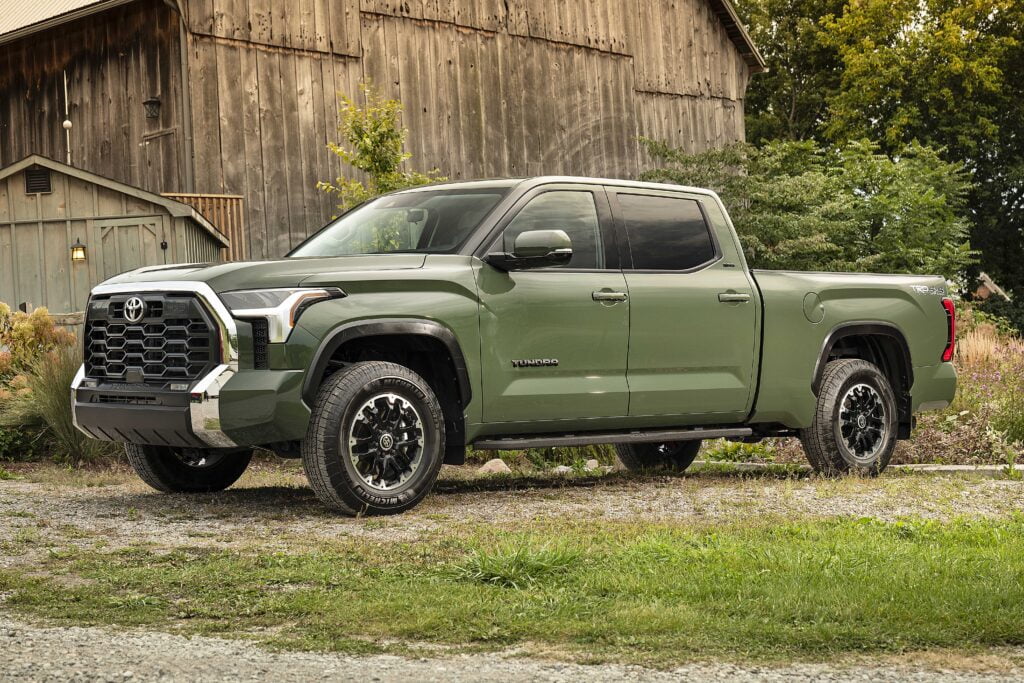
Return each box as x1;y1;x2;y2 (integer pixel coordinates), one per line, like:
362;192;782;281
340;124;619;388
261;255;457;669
289;188;509;257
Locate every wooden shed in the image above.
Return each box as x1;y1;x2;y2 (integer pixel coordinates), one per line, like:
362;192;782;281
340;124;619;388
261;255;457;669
0;154;229;315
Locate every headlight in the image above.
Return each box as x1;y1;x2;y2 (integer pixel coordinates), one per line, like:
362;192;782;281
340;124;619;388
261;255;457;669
219;287;345;342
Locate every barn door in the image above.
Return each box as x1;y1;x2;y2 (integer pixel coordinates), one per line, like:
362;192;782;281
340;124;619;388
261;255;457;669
93;217;166;280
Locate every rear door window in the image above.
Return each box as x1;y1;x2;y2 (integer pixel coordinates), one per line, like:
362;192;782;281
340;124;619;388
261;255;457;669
617;194;716;271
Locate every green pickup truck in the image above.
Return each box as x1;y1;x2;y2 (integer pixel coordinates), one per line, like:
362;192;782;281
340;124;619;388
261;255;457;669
72;177;957;515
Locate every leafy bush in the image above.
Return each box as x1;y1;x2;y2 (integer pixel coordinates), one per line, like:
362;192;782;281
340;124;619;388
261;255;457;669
640;138;976;283
317;82;445;212
976;296;1024;336
0;303;76;388
0;425;48;462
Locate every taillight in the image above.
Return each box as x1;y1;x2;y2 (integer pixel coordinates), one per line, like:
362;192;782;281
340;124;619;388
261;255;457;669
941;297;955;362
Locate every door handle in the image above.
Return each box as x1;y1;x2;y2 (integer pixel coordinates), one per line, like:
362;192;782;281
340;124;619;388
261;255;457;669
592;290;628;302
718;292;751;303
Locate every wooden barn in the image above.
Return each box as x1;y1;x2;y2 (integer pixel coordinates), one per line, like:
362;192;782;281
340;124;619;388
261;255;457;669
0;0;763;262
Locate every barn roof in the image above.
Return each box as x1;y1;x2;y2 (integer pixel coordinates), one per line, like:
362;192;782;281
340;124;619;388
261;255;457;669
0;155;230;248
0;0;765;70
709;0;765;72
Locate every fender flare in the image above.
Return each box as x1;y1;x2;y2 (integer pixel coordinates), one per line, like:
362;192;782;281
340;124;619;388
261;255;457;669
811;322;913;396
301;318;472;406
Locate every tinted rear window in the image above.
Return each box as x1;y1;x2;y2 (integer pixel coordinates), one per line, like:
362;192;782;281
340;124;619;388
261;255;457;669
619;194;716;271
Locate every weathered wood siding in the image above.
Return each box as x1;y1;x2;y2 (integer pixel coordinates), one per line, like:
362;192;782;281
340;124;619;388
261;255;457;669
182;0;754;259
0;1;188;194
1;0;755;261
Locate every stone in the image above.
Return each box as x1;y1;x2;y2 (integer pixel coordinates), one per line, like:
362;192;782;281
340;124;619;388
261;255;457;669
584;459;601;471
477;458;512;475
551;465;573;475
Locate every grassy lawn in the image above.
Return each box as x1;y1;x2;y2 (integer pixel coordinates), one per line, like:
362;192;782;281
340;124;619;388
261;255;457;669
4;514;1024;666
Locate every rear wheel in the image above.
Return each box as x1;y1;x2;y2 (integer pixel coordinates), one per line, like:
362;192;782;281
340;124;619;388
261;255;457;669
302;361;445;516
615;440;702;473
124;444;253;493
800;358;897;476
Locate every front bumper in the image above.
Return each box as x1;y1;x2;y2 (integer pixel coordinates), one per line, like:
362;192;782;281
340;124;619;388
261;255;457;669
72;364;310;448
72;280;310;449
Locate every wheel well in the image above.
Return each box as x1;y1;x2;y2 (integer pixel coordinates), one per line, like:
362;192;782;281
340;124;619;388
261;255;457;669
315;334;467;464
816;329;914;437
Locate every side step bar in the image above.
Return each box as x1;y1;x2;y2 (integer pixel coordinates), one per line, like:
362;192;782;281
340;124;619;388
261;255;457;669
473;427;753;451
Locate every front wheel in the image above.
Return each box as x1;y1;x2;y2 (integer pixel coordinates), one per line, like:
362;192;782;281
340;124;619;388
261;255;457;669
800;358;898;476
125;444;253;493
615;440;702;473
302;361;445;516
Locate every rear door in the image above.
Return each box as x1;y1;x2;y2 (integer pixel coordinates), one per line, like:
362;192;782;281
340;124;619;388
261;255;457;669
476;184;630;424
610;189;758;422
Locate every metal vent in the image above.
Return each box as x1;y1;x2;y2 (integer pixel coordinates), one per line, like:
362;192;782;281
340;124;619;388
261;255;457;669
250;318;269;369
24;167;51;194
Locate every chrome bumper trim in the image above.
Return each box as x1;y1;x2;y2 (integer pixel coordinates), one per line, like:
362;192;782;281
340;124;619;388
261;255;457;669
189;364;238;448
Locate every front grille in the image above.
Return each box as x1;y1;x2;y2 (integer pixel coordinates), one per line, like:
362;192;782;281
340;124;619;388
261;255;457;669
84;293;219;385
96;394;157;405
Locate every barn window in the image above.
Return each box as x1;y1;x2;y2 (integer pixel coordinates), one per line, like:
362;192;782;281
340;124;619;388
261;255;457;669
24;167;52;194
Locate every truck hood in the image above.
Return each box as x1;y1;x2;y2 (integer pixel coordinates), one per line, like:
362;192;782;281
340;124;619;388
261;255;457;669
98;254;428;293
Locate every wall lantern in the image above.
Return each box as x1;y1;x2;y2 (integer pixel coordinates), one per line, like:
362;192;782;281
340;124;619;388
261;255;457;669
143;96;161;119
71;238;87;263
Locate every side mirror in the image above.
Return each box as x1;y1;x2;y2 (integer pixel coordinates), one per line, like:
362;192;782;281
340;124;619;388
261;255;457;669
486;229;573;271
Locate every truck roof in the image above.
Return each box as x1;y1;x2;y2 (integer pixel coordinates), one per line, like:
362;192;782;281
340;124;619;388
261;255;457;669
396;176;720;199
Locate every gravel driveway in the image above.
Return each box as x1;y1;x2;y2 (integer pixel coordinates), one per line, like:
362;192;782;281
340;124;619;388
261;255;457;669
2;462;1023;681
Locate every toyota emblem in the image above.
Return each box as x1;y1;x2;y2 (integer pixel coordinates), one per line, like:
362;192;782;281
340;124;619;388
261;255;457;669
124;296;146;323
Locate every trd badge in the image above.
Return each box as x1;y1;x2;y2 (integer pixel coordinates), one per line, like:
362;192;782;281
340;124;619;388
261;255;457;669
511;358;559;368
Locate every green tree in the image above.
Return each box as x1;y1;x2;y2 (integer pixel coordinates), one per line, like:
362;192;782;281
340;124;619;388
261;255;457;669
318;83;445;212
821;0;1024;290
640;138;976;281
733;0;845;143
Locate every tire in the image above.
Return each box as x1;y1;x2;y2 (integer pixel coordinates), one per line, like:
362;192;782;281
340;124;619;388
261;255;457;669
800;358;898;476
615;440;702;473
124;443;253;493
302;361;445;516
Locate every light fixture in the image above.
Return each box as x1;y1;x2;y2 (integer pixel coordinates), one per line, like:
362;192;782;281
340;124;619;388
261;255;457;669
71;238;87;262
143;96;161;119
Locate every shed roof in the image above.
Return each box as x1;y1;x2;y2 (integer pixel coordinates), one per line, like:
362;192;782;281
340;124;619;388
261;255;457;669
0;154;230;248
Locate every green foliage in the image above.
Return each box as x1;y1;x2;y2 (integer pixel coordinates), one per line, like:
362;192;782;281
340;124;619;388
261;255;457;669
976;296;1024;336
641;138;976;280
733;0;845;143
703;439;776;463
0;426;47;462
317;82;446;212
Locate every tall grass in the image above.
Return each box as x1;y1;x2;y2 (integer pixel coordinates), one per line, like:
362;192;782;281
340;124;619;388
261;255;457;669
899;313;1024;465
0;346;116;464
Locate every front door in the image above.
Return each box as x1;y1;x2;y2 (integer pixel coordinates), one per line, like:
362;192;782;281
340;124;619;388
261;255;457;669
610;190;759;422
476;185;629;425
